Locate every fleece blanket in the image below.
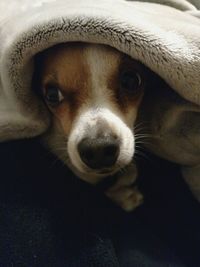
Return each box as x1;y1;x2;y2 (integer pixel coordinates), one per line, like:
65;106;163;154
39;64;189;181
0;0;200;142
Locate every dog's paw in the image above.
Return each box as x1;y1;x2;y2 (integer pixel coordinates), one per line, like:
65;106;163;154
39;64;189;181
106;185;143;212
105;164;143;212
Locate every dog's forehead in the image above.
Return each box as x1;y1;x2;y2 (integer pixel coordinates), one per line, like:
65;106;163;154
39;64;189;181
41;42;122;75
41;43;90;89
85;44;122;69
41;43;87;75
39;42;125;94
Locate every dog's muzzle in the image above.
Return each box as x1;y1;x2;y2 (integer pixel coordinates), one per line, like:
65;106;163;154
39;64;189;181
78;135;120;170
67;107;134;179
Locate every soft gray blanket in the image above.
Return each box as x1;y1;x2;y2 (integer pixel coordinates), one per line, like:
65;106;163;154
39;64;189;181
0;0;200;142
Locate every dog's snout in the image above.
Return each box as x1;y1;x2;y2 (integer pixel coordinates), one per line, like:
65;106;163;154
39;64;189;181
78;136;120;169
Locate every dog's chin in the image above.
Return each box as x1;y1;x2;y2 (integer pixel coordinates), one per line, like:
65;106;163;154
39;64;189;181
87;167;119;179
65;157;124;184
69;151;136;184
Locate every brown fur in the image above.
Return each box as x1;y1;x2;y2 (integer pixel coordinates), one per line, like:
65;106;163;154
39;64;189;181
38;43;90;133
35;42;145;136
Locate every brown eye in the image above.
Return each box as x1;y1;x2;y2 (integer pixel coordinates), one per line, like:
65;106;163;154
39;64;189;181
44;85;64;106
119;70;142;94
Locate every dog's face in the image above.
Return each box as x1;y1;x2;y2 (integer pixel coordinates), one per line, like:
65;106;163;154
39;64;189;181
33;42;146;183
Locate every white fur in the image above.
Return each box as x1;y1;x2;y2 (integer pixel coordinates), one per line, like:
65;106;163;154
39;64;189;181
67;107;134;180
66;45;135;182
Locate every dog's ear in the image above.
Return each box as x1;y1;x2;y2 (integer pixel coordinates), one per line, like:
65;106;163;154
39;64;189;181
31;52;45;97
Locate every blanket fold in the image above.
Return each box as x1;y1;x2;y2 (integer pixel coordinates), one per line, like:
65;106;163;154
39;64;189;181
0;0;200;141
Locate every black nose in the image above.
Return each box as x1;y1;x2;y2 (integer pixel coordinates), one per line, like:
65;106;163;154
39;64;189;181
78;137;120;169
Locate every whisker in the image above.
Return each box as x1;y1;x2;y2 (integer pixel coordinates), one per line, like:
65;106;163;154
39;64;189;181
135;142;152;147
134;121;150;131
135;136;153;141
134;124;151;134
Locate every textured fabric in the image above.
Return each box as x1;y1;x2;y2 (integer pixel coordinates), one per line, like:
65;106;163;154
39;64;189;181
1;139;200;267
0;0;200;142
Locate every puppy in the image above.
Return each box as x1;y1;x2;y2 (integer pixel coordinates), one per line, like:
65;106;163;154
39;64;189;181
33;42;146;211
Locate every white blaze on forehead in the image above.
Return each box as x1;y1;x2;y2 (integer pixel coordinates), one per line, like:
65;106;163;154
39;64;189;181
66;44;136;179
83;44;138;125
84;44;121;105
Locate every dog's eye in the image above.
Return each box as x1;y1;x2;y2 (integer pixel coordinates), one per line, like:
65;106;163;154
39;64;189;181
45;86;64;105
119;70;142;93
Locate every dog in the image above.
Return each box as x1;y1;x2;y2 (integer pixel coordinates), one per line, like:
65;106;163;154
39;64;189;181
32;42;149;211
33;41;200;210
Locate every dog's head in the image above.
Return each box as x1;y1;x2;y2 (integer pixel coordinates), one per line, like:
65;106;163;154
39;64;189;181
33;42;146;183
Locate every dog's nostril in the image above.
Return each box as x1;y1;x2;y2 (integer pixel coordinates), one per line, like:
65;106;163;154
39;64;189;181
105;145;118;157
78;137;119;170
83;149;94;162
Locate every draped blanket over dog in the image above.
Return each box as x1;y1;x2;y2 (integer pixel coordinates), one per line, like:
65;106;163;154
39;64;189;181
0;0;200;141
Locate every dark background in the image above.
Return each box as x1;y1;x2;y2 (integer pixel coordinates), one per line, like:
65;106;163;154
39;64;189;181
0;138;200;267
